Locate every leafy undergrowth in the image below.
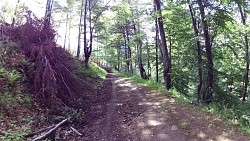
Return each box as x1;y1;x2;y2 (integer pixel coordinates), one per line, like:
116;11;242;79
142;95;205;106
115;71;250;136
0;41;41;141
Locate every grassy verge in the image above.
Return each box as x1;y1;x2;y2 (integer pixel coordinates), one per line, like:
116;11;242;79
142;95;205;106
114;71;250;135
74;61;107;79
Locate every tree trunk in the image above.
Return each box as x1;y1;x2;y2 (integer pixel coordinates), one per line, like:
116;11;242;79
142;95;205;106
125;24;133;73
117;47;120;71
85;0;93;66
147;39;151;79
124;30;129;73
63;13;69;50
134;23;147;79
169;31;172;85
155;17;159;82
197;0;213;103
68;22;71;51
44;0;54;30
154;0;172;89
189;4;203;101
238;1;249;101
83;0;88;65
77;0;84;58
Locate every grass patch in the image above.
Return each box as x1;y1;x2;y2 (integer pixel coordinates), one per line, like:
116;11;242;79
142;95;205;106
74;61;107;80
115;71;166;92
205;100;250;135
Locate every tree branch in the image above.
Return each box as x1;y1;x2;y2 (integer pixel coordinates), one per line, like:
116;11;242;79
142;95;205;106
32;118;69;141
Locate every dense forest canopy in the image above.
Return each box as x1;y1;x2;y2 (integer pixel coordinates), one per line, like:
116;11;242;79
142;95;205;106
1;0;250;102
1;0;250;132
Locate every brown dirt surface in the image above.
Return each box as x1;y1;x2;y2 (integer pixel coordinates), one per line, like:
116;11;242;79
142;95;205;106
65;73;250;141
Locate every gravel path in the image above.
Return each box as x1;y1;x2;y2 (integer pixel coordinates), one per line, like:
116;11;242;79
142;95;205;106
81;73;249;141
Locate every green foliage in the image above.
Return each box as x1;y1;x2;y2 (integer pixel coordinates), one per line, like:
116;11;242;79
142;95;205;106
6;70;21;84
0;133;24;141
0;68;5;80
115;70;167;92
0;68;21;87
74;61;107;79
208;100;250;134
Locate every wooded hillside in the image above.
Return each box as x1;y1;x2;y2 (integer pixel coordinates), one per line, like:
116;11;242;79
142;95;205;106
0;0;250;140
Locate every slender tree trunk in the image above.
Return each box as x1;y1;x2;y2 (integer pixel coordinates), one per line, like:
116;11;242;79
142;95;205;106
1;26;4;48
147;39;151;79
83;0;88;65
85;0;93;65
189;4;203;101
238;1;249;101
44;0;54;30
129;46;133;74
155;18;159;82
134;23;147;79
63;13;69;50
117;47;120;71
124;30;129;73
77;0;84;58
197;0;213;103
68;23;71;51
154;0;172;89
138;43;147;79
169;31;172;84
125;24;133;73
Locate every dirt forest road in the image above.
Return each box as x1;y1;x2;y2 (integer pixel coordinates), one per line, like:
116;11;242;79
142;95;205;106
80;73;249;141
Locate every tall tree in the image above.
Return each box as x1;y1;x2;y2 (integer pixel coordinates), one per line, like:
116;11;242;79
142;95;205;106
188;2;203;101
155;18;159;82
77;0;85;58
83;0;88;64
197;0;213;103
44;0;54;29
154;0;172;89
134;22;147;79
84;0;111;66
238;0;249;101
63;13;69;50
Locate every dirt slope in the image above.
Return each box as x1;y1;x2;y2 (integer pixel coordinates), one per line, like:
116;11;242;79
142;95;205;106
78;73;249;141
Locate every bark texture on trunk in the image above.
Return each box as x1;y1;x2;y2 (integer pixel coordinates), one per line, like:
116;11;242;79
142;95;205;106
83;0;88;66
238;1;249;101
44;0;54;30
63;13;69;50
154;0;172;89
77;0;84;58
189;4;203;101
197;0;213;103
134;23;147;79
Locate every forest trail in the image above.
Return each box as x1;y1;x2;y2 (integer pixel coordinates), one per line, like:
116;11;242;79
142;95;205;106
80;73;249;141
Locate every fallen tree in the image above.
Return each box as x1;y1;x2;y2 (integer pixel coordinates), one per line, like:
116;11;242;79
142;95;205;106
1;11;93;109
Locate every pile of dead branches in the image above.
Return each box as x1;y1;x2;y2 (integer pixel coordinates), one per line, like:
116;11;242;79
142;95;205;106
1;11;93;109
